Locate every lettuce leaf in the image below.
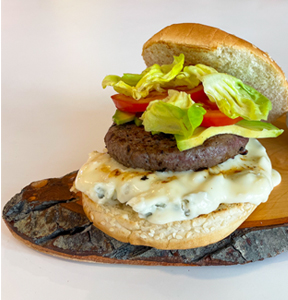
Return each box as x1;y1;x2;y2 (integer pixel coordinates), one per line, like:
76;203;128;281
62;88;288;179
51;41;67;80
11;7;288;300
102;54;202;100
121;73;143;86
177;64;272;121
202;73;272;121
102;54;185;100
236;119;283;134
141;90;206;138
103;56;272;122
162;89;192;109
178;64;218;81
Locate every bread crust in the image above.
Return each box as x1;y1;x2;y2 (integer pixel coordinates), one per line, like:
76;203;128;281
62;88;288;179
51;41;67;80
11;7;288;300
143;23;278;66
82;194;256;250
142;23;288;121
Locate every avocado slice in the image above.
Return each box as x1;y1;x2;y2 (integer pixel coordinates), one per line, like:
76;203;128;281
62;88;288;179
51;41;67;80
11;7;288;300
134;117;143;126
175;121;283;151
113;109;135;125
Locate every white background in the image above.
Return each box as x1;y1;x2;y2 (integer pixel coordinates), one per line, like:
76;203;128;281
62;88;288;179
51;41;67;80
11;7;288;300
2;1;288;299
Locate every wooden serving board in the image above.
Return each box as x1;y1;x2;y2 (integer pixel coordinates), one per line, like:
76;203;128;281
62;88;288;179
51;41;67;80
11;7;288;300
2;116;288;266
240;115;288;228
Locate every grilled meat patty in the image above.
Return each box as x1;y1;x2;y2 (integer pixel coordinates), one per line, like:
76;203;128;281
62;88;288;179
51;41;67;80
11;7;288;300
104;123;249;172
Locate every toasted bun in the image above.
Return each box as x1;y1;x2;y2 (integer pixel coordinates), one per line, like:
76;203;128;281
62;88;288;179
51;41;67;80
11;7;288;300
142;23;288;121
82;194;256;250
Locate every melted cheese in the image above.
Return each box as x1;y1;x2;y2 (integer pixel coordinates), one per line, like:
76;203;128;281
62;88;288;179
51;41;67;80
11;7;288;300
75;139;281;224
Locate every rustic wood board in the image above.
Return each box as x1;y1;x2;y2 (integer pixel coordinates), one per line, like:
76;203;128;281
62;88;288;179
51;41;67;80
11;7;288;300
240;115;288;228
2;116;288;265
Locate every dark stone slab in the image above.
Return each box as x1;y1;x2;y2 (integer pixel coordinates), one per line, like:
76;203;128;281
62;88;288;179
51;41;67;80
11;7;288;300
2;172;288;265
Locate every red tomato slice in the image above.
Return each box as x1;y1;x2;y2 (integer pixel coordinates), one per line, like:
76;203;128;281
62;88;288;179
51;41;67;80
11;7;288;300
186;86;242;126
111;90;168;113
201;110;242;127
111;85;241;127
111;85;216;113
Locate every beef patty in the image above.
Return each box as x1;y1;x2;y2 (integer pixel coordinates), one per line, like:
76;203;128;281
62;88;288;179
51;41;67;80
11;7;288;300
104;123;249;172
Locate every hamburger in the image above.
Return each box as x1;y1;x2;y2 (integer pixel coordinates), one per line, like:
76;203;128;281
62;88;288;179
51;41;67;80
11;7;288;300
73;23;287;250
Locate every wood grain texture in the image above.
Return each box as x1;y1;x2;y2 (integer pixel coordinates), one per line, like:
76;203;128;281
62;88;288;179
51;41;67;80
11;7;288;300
2;116;288;265
240;115;288;228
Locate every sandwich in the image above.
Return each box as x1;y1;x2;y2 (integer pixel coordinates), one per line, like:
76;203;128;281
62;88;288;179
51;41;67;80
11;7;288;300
73;23;288;250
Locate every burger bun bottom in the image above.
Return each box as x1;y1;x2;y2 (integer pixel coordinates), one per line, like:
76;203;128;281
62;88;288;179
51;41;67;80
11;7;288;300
82;193;256;250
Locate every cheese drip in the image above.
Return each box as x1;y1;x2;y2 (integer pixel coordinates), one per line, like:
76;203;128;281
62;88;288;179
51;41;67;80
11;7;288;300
75;139;281;224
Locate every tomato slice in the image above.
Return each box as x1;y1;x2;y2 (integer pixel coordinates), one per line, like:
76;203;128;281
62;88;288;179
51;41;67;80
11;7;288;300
111;85;242;127
111;85;216;113
111;90;168;113
201;110;242;127
185;86;242;126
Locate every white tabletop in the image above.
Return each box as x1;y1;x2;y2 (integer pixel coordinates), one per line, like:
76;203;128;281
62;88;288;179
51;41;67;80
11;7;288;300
2;1;288;299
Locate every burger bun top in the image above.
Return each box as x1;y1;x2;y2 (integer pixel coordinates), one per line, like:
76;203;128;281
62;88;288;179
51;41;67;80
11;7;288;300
142;23;288;122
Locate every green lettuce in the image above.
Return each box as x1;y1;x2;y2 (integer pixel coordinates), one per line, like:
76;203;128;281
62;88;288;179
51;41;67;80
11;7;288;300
103;57;272;122
102;54;200;100
178;64;272;121
141;90;206;138
201;73;272;121
179;64;218;81
236;119;283;134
